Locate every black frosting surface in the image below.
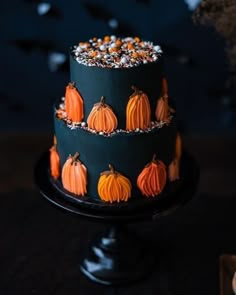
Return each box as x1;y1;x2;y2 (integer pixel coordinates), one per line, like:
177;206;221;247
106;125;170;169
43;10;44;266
54;117;177;200
70;54;163;129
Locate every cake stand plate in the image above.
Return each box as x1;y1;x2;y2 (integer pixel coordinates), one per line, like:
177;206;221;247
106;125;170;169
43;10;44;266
34;151;198;286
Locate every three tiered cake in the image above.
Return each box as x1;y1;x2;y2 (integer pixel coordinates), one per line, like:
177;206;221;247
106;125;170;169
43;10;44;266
49;36;181;203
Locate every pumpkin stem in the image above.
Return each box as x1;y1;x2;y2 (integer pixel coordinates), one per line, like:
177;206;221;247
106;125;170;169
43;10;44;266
100;96;105;105
131;85;143;98
71;152;80;164
50;145;56;152
108;164;115;173
131;85;139;93
68;82;76;89
152;154;157;162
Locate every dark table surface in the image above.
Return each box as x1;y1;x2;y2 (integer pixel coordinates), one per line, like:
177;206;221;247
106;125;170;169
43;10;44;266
1;134;236;295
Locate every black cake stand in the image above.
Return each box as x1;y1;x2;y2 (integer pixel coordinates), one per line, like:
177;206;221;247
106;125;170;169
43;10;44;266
34;151;199;286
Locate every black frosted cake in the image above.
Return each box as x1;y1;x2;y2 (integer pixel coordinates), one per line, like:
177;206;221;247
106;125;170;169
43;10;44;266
50;36;181;204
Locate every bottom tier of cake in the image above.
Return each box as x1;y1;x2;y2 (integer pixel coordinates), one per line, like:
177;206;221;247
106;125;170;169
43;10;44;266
53;116;179;202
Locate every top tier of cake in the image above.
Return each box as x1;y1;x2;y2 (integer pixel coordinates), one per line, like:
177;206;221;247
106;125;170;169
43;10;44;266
70;36;163;129
71;36;162;68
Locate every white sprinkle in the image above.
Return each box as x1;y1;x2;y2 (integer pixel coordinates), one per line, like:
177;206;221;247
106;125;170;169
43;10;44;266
97;38;102;42
81;122;86;127
99;131;104;135
99;45;106;51
110;42;116;48
80;43;88;49
111;35;116;41
154;45;162;52
59;103;64;110
120;57;127;64
135;128;140;132
61;96;65;101
124;37;133;42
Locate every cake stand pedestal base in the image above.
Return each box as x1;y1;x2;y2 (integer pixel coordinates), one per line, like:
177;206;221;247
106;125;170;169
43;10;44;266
34;151;198;287
80;225;154;285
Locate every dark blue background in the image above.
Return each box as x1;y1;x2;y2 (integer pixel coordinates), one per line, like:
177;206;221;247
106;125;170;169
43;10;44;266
0;0;235;134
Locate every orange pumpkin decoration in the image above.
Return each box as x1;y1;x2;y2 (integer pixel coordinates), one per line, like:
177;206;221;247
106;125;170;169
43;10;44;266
65;82;84;122
155;77;175;122
162;77;168;97
98;164;132;203
168;133;182;182
62;152;87;196
53;135;57;145
175;133;182;161
168;158;180;182
155;77;169;122
87;96;118;133
49;145;60;180
126;86;151;131
137;154;167;197
155;96;169;122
